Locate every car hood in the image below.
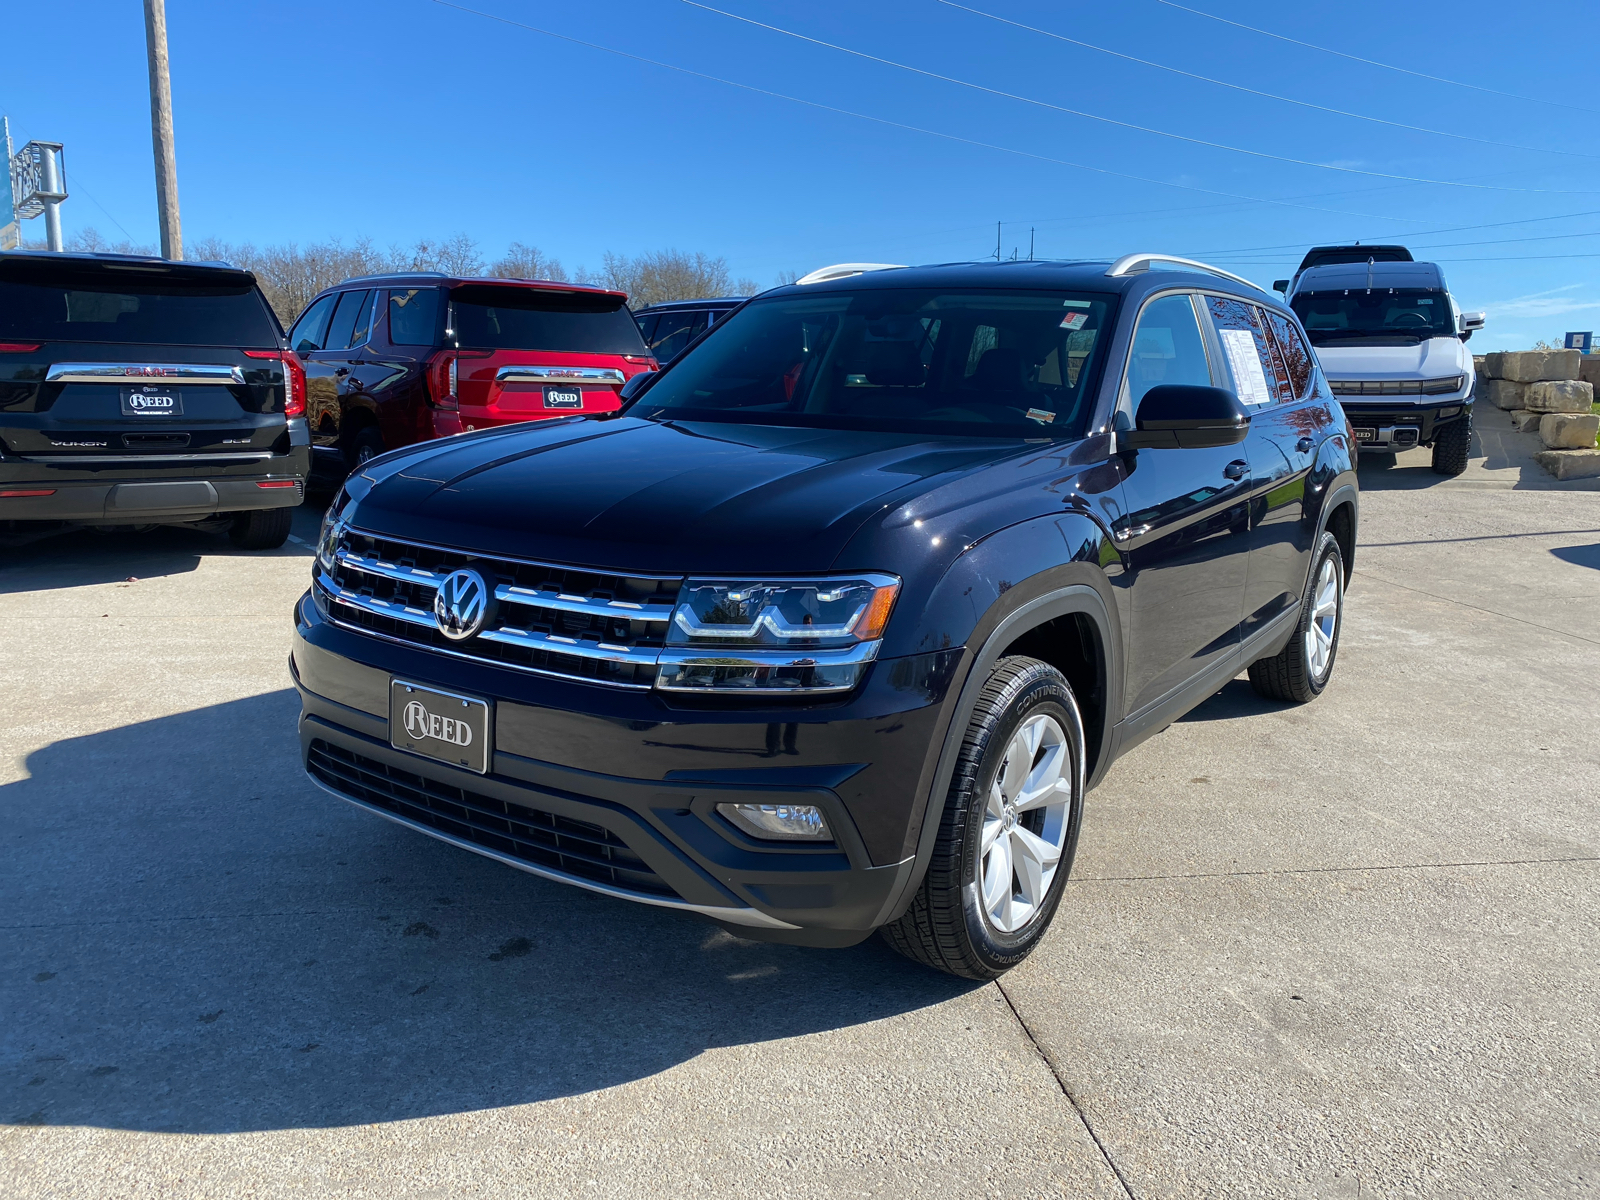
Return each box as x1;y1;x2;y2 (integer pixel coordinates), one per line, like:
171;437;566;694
1313;336;1468;379
349;417;1029;574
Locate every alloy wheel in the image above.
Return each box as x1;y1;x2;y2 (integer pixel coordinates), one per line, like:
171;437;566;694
1305;557;1341;680
979;713;1073;934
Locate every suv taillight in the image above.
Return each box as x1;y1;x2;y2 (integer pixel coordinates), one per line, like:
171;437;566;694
426;351;458;411
244;349;306;417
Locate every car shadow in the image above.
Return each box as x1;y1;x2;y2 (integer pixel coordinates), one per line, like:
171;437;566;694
1551;543;1600;571
1;691;973;1135
0;502;322;594
1175;677;1297;723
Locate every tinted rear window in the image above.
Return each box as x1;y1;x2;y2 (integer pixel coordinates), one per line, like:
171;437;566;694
0;262;279;346
451;285;646;354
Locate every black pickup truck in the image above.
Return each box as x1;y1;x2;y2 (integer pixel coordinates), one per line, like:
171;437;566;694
0;251;309;548
293;255;1358;979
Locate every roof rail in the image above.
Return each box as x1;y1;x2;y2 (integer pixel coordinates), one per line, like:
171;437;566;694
795;262;906;286
1105;253;1265;294
340;270;450;283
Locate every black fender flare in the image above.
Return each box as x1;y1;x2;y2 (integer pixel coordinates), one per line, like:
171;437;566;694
873;578;1119;927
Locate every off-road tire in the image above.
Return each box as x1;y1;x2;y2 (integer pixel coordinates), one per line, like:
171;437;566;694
346;427;385;471
1247;531;1344;703
228;507;293;550
880;656;1085;980
1431;414;1471;476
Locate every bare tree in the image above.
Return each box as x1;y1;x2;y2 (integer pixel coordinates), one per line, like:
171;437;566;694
600;249;738;307
774;269;800;286
490;242;568;282
735;277;761;295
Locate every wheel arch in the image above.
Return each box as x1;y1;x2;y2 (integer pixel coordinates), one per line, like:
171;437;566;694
875;574;1121;928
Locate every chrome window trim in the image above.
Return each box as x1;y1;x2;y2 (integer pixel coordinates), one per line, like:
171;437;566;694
45;362;246;385
494;366;627;386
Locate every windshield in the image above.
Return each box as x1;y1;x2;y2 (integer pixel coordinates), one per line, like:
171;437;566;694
0;262;279;346
450;284;646;354
1291;288;1455;345
630;288;1115;438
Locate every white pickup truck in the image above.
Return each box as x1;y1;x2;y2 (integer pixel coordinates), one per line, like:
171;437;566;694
1283;259;1486;475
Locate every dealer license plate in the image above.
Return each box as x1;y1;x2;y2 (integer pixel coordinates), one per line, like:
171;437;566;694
121;388;183;417
544;386;583;409
390;680;492;774
1353;427;1376;442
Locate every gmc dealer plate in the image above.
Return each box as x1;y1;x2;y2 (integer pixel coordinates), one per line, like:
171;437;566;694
390;680;492;774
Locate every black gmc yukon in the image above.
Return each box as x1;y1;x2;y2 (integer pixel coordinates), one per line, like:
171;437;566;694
293;255;1358;979
0;251;309;548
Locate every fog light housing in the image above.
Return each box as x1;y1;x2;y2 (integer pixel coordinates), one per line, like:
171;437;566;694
717;802;831;841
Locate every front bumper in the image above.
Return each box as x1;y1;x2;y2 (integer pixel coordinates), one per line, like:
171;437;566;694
291;589;959;943
1339;399;1472;452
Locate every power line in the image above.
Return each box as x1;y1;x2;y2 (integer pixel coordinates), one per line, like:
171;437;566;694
1154;0;1600;117
425;0;1425;222
1182;207;1600;258
679;0;1600;194
938;1;1600;161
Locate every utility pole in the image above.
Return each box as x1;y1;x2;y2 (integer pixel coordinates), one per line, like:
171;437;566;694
1029;227;1035;261
142;0;182;260
995;221;1001;262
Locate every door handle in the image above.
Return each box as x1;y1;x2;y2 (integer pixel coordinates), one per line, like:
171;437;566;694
1296;437;1315;454
334;366;350;377
1223;459;1248;480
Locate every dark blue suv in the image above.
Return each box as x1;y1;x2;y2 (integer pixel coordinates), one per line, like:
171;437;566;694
293;255;1357;979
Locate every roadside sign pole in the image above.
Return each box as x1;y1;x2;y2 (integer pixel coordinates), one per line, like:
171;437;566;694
142;0;183;260
40;144;64;252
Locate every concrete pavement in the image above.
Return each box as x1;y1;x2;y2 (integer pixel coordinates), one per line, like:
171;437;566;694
2;452;1597;1198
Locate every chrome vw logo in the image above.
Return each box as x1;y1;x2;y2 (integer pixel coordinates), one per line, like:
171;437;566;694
433;567;494;641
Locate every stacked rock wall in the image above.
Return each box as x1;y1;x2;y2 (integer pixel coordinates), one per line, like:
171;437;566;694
1475;350;1600;480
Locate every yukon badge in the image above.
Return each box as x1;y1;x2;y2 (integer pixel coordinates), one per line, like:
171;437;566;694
433;567;495;641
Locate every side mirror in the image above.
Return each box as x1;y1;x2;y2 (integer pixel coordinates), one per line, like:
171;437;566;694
619;370;658;402
1273;279;1290;294
1122;385;1250;450
1458;311;1486;342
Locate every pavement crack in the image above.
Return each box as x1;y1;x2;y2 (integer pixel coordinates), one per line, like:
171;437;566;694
1070;854;1599;885
995;978;1138;1200
1353;569;1600;647
1360;527;1600;549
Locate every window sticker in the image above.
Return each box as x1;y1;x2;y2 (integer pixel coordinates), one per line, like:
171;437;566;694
1063;299;1091;308
1219;328;1273;406
1026;408;1056;424
1059;311;1088;331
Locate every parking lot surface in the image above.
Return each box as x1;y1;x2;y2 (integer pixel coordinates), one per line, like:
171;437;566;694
3;448;1598;1198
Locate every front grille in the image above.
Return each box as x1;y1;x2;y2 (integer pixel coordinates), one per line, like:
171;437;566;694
308;739;678;898
1330;376;1463;396
319;528;680;688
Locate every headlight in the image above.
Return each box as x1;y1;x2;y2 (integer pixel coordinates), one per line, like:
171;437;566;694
655;574;899;694
316;487;357;573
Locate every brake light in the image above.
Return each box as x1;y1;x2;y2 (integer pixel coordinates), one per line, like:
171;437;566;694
1;489;55;497
623;354;658;369
256;480;298;489
426;350;458;411
0;343;40;353
243;349;307;416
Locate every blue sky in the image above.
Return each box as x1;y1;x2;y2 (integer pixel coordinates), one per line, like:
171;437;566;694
4;0;1597;349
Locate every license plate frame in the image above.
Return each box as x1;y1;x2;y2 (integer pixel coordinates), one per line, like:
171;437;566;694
389;679;492;775
120;388;183;417
543;385;583;409
1353;427;1376;442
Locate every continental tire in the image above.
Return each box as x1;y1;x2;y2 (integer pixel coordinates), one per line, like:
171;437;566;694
229;506;293;550
1431;414;1471;476
1247;531;1344;704
881;656;1084;980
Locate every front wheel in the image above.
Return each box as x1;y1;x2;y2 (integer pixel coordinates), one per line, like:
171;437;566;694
1247;531;1344;703
880;656;1084;980
1431;414;1471;476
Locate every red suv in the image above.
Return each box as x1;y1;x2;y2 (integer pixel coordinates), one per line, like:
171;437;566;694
286;274;656;473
